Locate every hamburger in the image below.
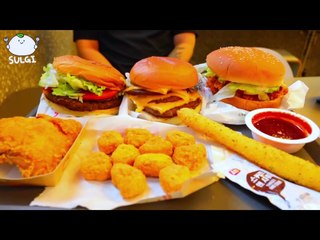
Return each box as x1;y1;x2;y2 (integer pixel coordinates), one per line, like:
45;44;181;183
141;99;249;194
125;56;202;124
205;46;288;111
39;55;126;115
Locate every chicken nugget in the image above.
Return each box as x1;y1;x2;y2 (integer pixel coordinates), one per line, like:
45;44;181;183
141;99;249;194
166;130;195;148
139;136;173;156
159;164;191;194
111;163;148;199
111;144;140;165
98;130;124;154
80;152;112;181
173;144;207;171
124;128;153;148
134;153;174;177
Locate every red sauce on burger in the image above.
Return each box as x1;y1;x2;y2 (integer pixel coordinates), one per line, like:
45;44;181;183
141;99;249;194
252;111;311;140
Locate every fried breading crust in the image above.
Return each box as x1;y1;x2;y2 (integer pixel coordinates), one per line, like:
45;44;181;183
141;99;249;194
173;144;207;171
0;114;82;177
111;144;140;165
159;164;191;194
97;130;124;155
177;108;320;192
166;130;195;148
139;136;173;156
81;152;112;181
111;163;148;199
124;128;153;148
134;153;174;177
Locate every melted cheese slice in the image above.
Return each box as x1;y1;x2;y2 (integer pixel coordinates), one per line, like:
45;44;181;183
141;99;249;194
128;90;201;114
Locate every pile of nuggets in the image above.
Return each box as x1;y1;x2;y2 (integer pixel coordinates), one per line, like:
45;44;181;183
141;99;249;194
80;128;208;199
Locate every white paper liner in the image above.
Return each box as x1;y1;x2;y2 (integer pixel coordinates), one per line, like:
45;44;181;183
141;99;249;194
30;115;219;210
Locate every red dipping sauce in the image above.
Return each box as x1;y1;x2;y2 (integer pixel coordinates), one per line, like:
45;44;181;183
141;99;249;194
252;111;311;140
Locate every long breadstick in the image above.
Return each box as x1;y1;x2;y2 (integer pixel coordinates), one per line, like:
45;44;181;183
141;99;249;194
177;108;320;192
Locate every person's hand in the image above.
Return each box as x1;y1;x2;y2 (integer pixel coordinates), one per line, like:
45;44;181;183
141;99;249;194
168;32;196;62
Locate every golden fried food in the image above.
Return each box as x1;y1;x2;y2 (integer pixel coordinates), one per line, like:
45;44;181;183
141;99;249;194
111;163;148;199
173;144;207;171
134;153;174;177
0;114;82;177
166;130;195;148
97;130;124;155
139;136;173;156
177;108;320;192
124;128;153;148
159;164;191;194
80;152;112;181
111;144;140;165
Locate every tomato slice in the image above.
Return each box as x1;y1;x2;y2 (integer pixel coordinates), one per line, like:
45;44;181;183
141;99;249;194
82;90;118;101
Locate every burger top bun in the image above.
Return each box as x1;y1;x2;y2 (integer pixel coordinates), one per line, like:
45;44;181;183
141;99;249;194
53;55;125;91
206;47;285;87
130;56;198;90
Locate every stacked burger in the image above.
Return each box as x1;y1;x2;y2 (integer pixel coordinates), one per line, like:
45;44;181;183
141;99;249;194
125;56;202;124
205;46;288;111
39;55;126;115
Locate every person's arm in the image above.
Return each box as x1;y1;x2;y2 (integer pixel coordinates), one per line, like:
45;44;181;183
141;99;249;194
75;39;113;66
168;32;196;62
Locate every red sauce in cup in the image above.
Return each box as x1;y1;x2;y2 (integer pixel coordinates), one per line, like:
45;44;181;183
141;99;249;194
252;111;311;140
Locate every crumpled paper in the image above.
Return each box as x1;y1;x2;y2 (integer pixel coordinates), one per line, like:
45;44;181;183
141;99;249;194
199;78;308;125
211;145;320;210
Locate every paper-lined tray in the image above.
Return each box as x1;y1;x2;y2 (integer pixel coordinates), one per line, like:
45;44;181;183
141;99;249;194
0;117;87;187
31;115;219;210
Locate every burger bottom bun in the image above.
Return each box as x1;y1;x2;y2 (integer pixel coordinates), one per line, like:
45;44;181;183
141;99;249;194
129;104;202;125
43;97;119;117
221;95;284;111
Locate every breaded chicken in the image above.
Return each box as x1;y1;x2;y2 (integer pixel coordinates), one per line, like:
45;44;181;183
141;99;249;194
139;136;173;156
159;164;191;194
173;144;207;171
166;130;195;148
111;144;140;165
97;130;124;155
80;152;113;181
111;163;148;199
134;153;173;177
124;128;153;148
0;114;82;177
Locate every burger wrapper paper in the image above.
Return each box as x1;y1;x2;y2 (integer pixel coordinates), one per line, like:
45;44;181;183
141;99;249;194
30;115;219;210
195;63;308;125
211;145;320;210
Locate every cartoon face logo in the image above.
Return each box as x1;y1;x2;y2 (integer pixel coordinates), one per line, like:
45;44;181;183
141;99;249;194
4;33;40;56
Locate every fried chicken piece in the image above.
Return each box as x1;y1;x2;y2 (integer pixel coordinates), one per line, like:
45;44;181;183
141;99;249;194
134;153;174;177
97;130;124;155
111;144;140;165
124;128;153;148
0;114;82;177
80;152;113;181
166;130;195;148
159;164;191;194
173;144;207;171
139;136;173;156
111;163;148;199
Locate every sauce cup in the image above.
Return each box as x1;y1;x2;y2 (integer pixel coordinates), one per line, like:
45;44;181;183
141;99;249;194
245;108;320;153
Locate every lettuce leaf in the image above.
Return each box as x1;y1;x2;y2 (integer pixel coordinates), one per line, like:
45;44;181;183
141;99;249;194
38;63;106;99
